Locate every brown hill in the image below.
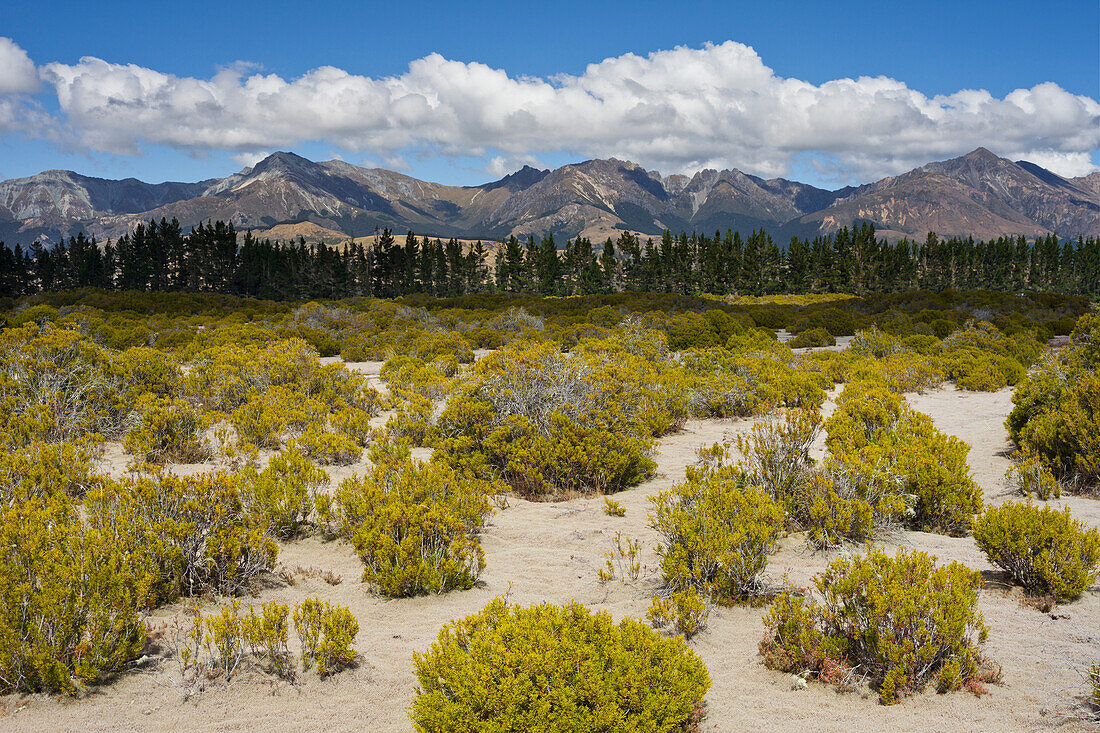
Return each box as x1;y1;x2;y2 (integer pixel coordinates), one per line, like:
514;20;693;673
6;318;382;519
2;148;1096;246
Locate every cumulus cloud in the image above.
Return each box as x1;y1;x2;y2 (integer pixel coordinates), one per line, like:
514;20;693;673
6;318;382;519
485;154;542;178
231;150;272;169
0;37;39;95
26;41;1100;182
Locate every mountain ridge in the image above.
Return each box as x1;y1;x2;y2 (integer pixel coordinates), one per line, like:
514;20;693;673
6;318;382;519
1;148;1096;246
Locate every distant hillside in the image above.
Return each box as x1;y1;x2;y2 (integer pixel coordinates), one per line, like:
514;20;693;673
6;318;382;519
2;148;1096;246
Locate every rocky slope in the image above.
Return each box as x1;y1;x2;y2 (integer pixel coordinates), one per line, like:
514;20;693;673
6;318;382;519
1;148;1096;245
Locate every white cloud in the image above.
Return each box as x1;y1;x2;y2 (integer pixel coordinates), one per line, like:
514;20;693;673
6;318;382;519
0;37;39;95
231;150;272;169
26;41;1100;182
485;154;541;178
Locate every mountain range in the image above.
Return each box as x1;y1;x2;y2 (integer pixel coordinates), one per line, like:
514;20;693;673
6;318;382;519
1;147;1096;246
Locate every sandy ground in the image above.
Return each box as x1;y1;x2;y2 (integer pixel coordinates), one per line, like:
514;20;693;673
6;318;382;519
3;386;1098;731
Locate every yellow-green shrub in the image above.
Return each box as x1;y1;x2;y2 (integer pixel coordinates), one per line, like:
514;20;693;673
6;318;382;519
847;352;945;393
86;470;278;602
1007;312;1100;493
825;385;982;535
938;321;1037;391
973;502;1100;601
242;446;328;538
177;600;294;684
410;598;711;732
0;324;124;446
380;355;455;401
112;346;182;408
0;439;106;499
650;466;783;603
330;406;375;447
760;547;990;704
293;598;359;676
797;468;908;550
647;586;711;639
230;386;326;449
327;459;494;596
1005;452;1060;499
733;408;820;508
0;491;147;694
435;340;659;498
681;347;826;418
295;427;362;465
123;396;209;463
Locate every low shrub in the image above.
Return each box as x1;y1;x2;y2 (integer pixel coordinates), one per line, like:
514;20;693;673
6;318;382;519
938;321;1037;392
295;427;363;465
973;502;1100;601
242;447;328;538
230;386;326;450
0;491;146;694
409;598;711;732
326;459;494;596
603;496;625;517
123;396;210;464
1007;311;1100;493
825;385;982;535
650;466;783;604
176;598;355;685
796;467;908;550
293;598;359;676
733;408;820;509
682;347;827;418
788;327;836;349
760;547;991;704
435;340;660;498
1005;452;1060;500
647;586;712;640
86;470;278;603
846;352;945;393
597;531;641;583
0;439;106;499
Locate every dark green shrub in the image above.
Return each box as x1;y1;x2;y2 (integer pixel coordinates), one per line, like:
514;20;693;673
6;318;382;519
760;547;991;704
788;327;836;349
973;502;1100;601
410;598;711;732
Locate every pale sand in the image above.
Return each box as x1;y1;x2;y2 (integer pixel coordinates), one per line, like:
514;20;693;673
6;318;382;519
3;388;1098;731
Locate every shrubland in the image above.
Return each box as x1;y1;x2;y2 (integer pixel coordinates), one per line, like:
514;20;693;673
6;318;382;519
0;287;1091;705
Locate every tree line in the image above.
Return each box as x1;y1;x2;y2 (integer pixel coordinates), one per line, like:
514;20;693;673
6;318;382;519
1;219;1097;300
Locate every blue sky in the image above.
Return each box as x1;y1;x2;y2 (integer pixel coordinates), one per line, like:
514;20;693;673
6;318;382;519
1;0;1097;188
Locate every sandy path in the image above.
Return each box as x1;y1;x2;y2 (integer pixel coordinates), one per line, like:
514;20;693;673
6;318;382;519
3;389;1098;732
